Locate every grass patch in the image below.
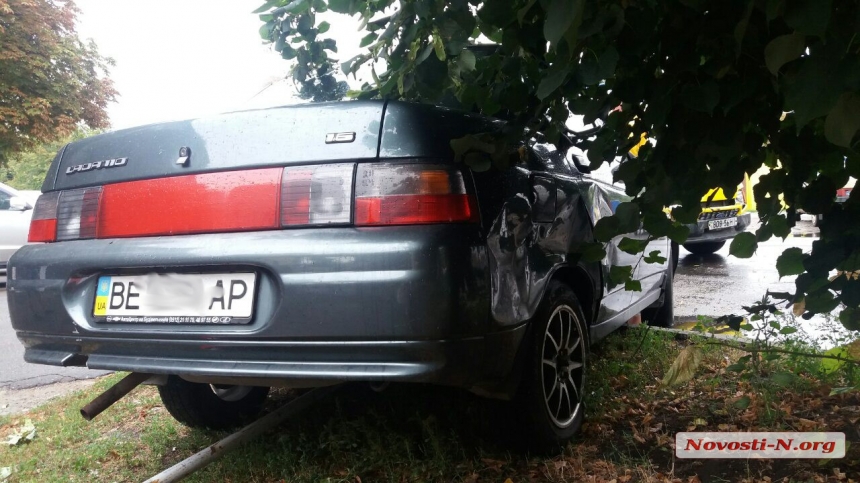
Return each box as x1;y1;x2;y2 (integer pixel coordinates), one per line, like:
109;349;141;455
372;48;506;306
1;327;858;482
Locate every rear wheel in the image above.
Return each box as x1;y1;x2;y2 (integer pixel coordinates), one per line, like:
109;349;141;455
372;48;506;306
158;376;269;430
683;240;725;255
517;281;587;451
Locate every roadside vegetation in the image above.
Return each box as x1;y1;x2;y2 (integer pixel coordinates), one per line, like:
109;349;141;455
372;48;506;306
2;325;857;482
0;127;97;191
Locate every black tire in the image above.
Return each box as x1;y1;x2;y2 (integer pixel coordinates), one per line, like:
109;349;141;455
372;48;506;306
642;266;674;328
517;281;588;451
158;376;269;430
671;241;680;273
682;240;725;255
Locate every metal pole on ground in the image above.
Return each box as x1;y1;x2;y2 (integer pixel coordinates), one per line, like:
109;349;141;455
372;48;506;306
142;385;339;483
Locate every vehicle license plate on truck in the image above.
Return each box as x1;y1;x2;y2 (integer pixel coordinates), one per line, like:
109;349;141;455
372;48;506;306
708;218;737;231
93;273;256;323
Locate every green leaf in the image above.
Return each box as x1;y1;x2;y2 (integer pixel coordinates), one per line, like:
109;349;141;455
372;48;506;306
517;0;537;24
317;21;330;34
614;202;640;233
625;279;642;292
259;21;275;41
667;224;689;244
729;232;757;258
830;386;859;396
433;36;446;61
840;308;860;331
360;32;377;47
825;92;860;148
679;80;720;115
644;250;668;264
779;326;798;335
463;152;491;172
662;346;703;386
784;51;843;131
580;242;607;263
733;395;751;409
543;0;583;47
618;237;648;255
536;62;570;100
458;49;476;72
283;0;310;13
770;371;795;386
593;216;621;242
608;265;633;287
733;1;754;52
784;0;832;37
598;46;619;79
764;33;806;75
776;247;806;277
579;46;619;85
416;44;434;65
328;0;352;13
253;0;279;14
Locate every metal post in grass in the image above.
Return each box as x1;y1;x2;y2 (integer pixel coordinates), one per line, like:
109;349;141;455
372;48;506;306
142;385;340;483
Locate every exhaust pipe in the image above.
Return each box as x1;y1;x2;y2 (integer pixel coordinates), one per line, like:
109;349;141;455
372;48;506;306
80;372;153;421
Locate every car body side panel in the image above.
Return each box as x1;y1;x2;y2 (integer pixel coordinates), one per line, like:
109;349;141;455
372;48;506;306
483;165;603;330
378;102;504;159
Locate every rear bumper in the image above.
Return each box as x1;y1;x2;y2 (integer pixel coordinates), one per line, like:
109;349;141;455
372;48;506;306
18;324;526;389
683;212;752;244
6;226;520;389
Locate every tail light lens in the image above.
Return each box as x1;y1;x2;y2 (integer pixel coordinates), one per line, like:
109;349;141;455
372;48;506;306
281;164;354;226
29;162;477;242
354;164;478;226
57;187;102;240
28;192;61;242
98;168;282;238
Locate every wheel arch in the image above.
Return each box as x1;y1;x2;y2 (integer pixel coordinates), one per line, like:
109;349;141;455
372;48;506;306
547;264;597;328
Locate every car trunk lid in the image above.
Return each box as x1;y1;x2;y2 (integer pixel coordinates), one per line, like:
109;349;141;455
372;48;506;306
46;101;385;192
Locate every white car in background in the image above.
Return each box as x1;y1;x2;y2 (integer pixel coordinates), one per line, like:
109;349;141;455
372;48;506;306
0;182;39;284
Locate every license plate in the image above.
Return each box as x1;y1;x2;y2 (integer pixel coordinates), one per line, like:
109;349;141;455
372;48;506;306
708;218;738;231
93;273;256;324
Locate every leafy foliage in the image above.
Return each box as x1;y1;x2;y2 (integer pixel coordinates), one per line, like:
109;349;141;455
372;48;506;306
0;126;95;190
0;0;116;163
256;0;860;329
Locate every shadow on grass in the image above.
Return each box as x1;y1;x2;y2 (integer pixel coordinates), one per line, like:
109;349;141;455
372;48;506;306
174;383;552;482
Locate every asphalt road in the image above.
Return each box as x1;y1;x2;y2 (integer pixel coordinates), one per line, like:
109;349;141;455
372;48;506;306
0;289;107;390
674;234;814;320
0;223;816;390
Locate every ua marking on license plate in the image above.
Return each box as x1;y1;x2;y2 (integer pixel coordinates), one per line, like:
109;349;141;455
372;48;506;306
94;273;256;324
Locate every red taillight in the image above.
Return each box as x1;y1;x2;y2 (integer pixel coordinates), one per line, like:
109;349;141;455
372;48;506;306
31;163;476;242
28;192;60;242
98;168;282;238
354;164;478;226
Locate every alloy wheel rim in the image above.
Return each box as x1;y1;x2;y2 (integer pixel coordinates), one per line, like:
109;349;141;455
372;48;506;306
540;305;585;428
